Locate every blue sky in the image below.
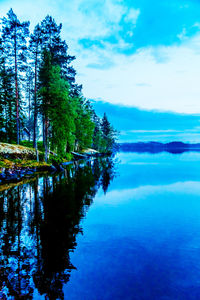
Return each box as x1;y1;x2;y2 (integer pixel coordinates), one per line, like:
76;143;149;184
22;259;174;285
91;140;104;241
1;0;200;141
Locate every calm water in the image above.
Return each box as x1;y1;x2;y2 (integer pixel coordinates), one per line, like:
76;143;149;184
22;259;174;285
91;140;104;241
1;152;200;299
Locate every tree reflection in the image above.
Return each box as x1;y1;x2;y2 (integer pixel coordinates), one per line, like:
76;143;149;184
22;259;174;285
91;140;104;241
0;157;116;299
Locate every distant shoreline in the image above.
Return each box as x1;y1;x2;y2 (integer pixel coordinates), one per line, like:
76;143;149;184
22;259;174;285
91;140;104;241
118;142;200;154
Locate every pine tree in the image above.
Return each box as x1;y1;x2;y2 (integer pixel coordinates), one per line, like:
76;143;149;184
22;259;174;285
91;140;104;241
1;9;29;144
40;15;82;97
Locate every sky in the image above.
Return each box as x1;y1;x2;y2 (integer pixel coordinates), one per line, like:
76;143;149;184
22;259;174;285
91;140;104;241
1;0;200;141
92;100;200;143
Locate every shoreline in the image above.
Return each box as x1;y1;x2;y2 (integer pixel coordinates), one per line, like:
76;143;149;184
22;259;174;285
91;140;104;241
0;153;108;185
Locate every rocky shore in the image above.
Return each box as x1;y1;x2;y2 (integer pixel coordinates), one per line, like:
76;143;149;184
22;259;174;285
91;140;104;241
0;143;105;184
0;142;71;184
0;163;67;184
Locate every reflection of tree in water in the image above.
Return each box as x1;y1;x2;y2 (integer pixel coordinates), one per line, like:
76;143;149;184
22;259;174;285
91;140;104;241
100;157;116;194
0;157;116;299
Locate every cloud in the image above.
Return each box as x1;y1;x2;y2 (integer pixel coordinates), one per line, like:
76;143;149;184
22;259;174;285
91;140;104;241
124;8;140;24
1;0;200;114
75;34;200;114
95;181;200;205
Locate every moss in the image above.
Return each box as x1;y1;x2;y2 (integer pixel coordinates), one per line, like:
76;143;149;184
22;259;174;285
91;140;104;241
0;158;50;169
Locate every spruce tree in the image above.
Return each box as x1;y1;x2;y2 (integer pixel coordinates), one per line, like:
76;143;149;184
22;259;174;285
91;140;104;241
101;113;117;153
92;112;104;152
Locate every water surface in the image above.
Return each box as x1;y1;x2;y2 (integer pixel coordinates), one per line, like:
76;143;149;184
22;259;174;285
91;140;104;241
1;152;200;299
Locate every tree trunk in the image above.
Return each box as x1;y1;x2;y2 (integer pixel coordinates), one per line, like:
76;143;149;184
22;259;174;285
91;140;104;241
14;34;20;144
33;48;38;149
28;79;31;142
44;116;49;162
33;49;39;162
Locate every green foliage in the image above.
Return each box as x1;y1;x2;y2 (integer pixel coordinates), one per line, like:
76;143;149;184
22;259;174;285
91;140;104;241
48;154;64;164
20;141;44;152
74;98;95;151
92;112;117;153
62;152;73;161
39;50;76;157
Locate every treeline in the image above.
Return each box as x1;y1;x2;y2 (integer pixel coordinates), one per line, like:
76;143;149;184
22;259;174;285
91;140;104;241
0;9;117;160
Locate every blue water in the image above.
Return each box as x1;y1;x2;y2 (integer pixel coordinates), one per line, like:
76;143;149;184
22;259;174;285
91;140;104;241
64;152;200;300
1;152;200;299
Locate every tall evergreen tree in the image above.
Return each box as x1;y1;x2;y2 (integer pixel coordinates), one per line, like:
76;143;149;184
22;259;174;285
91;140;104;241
29;23;43;149
1;9;29;144
40;15;82;97
39;49;76;159
92;111;104;151
101;113;117;153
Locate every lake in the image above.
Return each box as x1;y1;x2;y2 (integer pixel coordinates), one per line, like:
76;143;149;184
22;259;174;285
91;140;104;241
1;152;200;299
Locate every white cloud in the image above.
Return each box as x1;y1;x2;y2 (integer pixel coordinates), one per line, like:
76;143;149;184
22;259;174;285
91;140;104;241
95;181;200;205
124;8;140;24
74;34;200;114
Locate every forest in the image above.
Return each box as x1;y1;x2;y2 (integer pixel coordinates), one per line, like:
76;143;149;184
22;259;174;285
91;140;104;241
0;9;117;162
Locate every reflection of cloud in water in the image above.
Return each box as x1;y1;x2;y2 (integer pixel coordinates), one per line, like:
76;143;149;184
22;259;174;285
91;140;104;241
95;181;200;205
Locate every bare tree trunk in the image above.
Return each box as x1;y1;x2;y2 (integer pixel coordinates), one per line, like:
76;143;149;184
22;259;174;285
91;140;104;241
14;35;20;144
28;79;31;142
33;49;39;162
44;116;49;162
33;49;38;148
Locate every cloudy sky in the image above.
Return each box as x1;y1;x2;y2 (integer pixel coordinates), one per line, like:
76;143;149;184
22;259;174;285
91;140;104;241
1;0;200;141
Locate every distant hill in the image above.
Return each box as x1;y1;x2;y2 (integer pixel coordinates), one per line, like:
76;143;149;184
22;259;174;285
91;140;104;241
119;142;200;154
